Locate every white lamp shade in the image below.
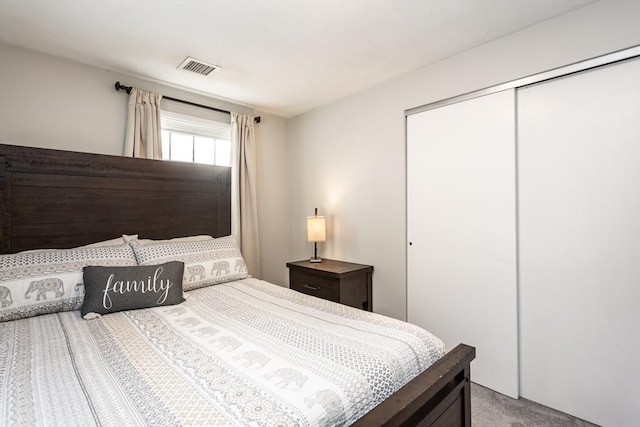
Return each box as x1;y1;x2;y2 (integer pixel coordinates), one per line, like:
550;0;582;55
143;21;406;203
307;216;326;242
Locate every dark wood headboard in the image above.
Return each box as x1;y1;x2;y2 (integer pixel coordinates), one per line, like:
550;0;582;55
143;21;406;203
0;144;231;254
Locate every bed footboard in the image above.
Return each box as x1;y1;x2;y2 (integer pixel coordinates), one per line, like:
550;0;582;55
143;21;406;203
353;344;475;427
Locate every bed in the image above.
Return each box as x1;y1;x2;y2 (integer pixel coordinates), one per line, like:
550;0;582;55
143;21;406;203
0;144;475;427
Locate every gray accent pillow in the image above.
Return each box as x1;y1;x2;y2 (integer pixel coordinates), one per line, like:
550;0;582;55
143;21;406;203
81;261;185;319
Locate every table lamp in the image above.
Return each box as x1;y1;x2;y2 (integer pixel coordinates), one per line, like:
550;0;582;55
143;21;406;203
307;208;326;263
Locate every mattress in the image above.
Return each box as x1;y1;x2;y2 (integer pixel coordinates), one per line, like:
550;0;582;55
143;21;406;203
0;278;445;426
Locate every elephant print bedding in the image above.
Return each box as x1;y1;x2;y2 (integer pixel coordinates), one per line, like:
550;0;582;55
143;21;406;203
0;286;12;308
211;260;231;276
0;243;137;321
235;259;247;273
185;264;206;282
0;278;446;426
129;235;249;291
24;278;65;300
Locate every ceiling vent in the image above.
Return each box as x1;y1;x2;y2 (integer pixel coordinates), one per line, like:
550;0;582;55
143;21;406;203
177;57;221;76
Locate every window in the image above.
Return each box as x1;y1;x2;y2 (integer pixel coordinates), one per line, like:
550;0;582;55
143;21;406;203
161;111;231;166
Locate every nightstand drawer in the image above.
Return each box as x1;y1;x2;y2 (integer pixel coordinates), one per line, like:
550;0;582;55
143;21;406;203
287;259;373;311
290;270;340;302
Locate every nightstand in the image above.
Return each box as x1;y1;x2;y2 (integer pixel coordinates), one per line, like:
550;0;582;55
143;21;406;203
286;259;373;311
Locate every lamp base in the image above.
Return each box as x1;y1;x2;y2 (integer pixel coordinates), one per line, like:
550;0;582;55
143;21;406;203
310;241;322;263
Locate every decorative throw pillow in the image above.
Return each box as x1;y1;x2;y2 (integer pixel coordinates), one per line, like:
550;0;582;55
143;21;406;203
128;235;249;291
0;244;137;322
81;261;185;319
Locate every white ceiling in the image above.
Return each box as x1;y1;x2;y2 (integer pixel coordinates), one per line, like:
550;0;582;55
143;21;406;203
0;0;595;118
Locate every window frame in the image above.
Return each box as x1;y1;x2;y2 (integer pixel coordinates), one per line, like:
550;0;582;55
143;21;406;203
160;111;231;166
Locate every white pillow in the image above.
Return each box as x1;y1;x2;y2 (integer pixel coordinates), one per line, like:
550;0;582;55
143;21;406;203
83;235;137;248
0;243;137;322
136;235;214;245
128;235;248;291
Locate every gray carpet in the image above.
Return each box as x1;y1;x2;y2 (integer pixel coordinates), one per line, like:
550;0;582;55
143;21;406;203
471;383;599;427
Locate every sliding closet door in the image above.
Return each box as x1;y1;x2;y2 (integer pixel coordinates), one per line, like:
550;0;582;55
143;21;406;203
518;58;640;427
407;89;518;398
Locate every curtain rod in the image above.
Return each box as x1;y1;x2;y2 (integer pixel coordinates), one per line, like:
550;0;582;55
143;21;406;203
114;82;260;123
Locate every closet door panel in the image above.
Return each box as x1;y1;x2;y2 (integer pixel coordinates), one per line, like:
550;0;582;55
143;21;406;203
407;89;518;398
518;58;640;427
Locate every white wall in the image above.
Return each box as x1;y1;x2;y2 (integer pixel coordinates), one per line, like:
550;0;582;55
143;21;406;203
0;42;251;154
255;113;290;286
0;42;124;154
286;0;640;320
0;43;290;286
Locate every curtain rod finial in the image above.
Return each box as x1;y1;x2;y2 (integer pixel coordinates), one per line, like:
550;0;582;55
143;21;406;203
114;81;132;94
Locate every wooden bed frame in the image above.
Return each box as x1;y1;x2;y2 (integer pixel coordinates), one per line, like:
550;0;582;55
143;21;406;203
0;144;231;252
0;143;475;427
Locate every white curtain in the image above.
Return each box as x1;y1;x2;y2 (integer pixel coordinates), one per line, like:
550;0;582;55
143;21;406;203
123;88;163;159
232;113;261;278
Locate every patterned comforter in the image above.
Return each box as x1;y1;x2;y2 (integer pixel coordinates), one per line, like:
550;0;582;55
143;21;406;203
0;278;446;426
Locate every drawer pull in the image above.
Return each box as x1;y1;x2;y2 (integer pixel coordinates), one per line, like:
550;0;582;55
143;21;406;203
303;284;321;291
